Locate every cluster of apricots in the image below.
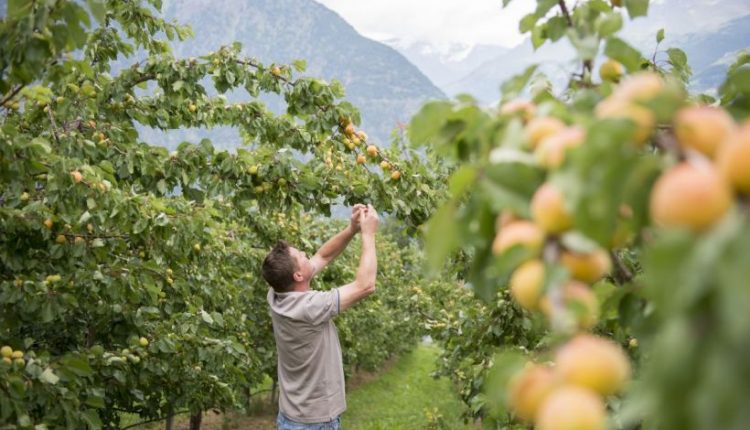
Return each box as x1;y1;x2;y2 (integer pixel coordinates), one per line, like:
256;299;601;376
339;117;401;181
493;68;749;429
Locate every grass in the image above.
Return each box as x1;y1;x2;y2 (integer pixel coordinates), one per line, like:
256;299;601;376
342;344;477;430
117;344;475;429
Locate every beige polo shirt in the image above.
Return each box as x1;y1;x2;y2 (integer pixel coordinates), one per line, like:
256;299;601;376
267;287;346;423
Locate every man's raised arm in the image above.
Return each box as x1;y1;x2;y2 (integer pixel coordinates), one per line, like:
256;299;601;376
310;204;365;274
338;205;378;312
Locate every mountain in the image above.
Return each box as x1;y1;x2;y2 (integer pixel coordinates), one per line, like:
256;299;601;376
425;1;750;104
383;40;508;88
137;0;443;148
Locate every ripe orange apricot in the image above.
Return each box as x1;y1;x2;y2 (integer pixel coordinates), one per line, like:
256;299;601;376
560;249;612;284
500;99;537;123
536;386;606;430
507;364;558;422
491;220;545;257
540;281;599;330
525;117;566;150
612;71;664;103
649;162;732;231
535;127;586;169
595;98;655;145
674;106;735;158
717;123;750;194
531;182;573;234
510;260;545;311
555;334;631;396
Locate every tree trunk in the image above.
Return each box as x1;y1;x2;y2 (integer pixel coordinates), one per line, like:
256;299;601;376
189;411;202;430
164;404;174;430
271;379;278;409
245;386;253;416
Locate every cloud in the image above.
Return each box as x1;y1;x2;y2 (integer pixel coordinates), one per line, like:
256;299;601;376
314;0;536;48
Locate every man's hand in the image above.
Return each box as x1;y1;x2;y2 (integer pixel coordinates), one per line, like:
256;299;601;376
360;204;379;236
350;204;366;233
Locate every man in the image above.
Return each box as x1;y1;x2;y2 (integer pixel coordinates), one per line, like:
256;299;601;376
262;204;379;430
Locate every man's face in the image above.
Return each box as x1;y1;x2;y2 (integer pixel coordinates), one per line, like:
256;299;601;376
289;246;314;286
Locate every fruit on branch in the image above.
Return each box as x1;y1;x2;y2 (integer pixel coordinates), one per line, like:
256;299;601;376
717;123;750;194
540;281;600;330
366;145;378;157
380;161;391;171
535;127;586;169
0;346;11;358
344;123;356;137
188;104;197;112
500;99;537;123
357;130;368;141
525;117;566;150
139;337;149;347
599;59;624;82
492;220;545;257
674;106;735;158
531;182;573;234
55;234;67;244
560;249;612;284
70;171;83;183
271;66;282;77
611;71;665;103
74;236;86;246
535;386;606;430
555;334;631;395
510;259;545;311
595;99;655;145
650;162;732;231
390;171;401;180
43;218;54;229
508;364;558;422
356;154;366;165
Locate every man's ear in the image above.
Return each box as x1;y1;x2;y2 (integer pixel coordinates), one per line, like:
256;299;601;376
293;271;304;282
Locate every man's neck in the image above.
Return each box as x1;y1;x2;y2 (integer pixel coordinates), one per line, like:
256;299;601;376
290;282;310;292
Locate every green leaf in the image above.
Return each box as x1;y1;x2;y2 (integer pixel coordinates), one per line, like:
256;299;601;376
604;37;643;72
408;101;453;146
596;12;623;37
501;65;539;99
424;201;459;273
201;309;214;324
656;28;665;44
519;13;540;33
86;0;107;25
448;165;477;197
624;0;649;18
39;368;59;385
7;0;33;19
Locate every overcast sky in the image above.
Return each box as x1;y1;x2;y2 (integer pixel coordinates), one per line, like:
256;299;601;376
313;0;536;48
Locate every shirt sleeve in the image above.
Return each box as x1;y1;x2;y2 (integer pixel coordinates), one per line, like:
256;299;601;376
303;289;340;325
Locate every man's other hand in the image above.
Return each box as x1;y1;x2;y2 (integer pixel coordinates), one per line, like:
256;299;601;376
360;204;379;235
350;204;366;232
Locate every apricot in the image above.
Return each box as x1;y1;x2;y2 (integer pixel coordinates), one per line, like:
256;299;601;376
525;117;566;150
555;334;631;395
531;182;573;234
491;220;545;257
500;99;536;123
595;98;655;145
612;71;664;103
560;249;611;283
541;281;599;330
535;127;586;169
674;106;735;158
508;364;558;422
536;386;606;430
717;124;750;194
510;260;545;311
650;162;732;231
599;59;624;82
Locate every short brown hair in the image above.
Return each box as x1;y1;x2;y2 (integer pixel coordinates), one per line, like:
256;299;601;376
261;241;298;292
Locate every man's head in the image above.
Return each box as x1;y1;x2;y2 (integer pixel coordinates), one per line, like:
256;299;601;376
261;241;314;292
